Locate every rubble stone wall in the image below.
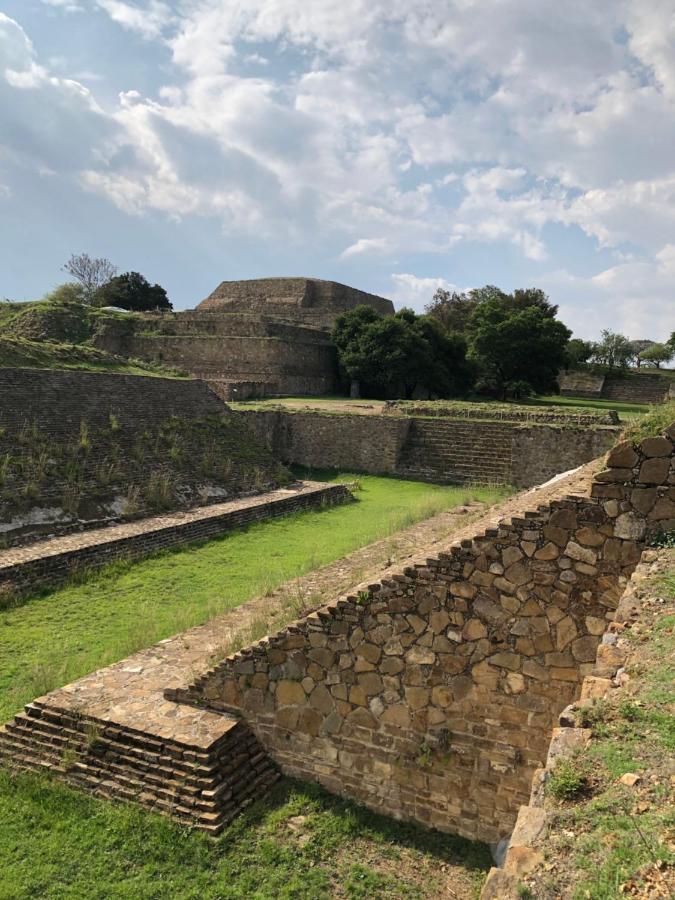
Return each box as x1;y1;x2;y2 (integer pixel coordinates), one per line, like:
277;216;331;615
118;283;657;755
178;427;675;843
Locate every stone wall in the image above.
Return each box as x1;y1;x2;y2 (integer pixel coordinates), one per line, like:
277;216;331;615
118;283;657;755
242;409;618;487
0;483;351;600
559;370;672;404
0;368;288;544
176;425;674;844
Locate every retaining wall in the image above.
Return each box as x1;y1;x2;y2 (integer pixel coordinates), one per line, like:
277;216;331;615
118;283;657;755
175;426;675;843
242;409;618;488
0;368;287;544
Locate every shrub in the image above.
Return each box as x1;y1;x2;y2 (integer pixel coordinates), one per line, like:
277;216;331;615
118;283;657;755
547;757;589;801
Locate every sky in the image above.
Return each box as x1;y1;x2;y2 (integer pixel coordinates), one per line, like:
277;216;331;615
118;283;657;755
0;1;674;341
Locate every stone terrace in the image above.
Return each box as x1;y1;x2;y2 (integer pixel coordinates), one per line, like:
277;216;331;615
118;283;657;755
0;464;607;834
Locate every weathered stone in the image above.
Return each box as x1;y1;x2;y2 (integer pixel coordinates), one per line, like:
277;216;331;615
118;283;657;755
571;636;599;662
358;672;384;696
614;512;646;541
429;610;451;633
534;541;559;560
650;497;675;520
595;467;634;483
565;541;597;564
606;441;639;468
549;508;577;529
523;659;549;681
406;646;436;666
630;488;657;515
502;546;524;567
640;436;673;458
576;526;605;547
449;581;477;599
504;562;531;587
638;457;670;485
543;525;569;546
276;680;305;706
310;684;335;714
504;672;525;694
473;596;507;625
380;705;410;727
488;652;521;671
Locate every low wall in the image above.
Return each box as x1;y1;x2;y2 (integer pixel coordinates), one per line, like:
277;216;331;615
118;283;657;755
241;409;618;487
0;483;351;600
177;425;674;843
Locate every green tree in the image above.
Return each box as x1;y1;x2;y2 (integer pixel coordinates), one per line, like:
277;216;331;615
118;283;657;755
43;283;87;305
629;339;656;368
332;306;473;399
565;338;595;368
591;330;633;369
95;272;172;312
638;342;674;369
425;288;479;333
467;300;571;398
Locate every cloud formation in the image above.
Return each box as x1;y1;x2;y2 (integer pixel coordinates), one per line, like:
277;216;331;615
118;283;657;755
1;1;674;338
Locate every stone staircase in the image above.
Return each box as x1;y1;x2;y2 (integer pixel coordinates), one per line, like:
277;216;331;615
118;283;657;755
396;419;513;484
601;374;670;404
0;700;277;833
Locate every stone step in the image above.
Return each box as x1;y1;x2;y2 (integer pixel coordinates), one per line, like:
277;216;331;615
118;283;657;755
0;702;279;835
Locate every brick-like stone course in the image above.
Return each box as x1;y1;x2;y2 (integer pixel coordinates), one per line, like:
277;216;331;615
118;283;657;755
0;482;351;599
179;425;674;843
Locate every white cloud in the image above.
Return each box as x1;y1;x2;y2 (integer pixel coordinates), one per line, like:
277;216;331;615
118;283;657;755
95;0;174;39
389;273;466;311
340;238;390;258
3;1;675;336
40;0;83;11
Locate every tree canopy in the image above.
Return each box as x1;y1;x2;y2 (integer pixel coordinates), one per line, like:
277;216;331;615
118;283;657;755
332;306;473;399
467;298;571;398
638;342;673;369
94;272;172;312
63;253;117;304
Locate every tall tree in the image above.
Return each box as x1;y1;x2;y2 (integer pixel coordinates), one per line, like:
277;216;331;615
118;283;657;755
467;299;571;398
63;253;117;304
638;342;674;369
591;330;634;369
425;288;479;333
628;339;656;368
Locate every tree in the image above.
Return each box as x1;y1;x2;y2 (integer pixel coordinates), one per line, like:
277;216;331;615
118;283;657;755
332;305;474;399
425;288;479;333
638;342;674;369
565;338;595;368
467;299;571;399
95;271;172;312
43;283;87;305
63;253;117;303
628;339;656;368
591;330;634;369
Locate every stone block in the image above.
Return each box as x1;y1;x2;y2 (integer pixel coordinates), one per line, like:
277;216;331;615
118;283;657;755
606;441;639;468
614;512;646;540
639;436;673;458
638;457;670;485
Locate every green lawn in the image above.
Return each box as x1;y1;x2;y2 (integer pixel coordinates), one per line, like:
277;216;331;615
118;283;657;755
530;394;650;419
0;473;502;899
0;473;509;723
0;773;490;899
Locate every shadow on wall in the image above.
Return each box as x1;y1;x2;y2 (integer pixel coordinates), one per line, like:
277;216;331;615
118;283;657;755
175;425;675;844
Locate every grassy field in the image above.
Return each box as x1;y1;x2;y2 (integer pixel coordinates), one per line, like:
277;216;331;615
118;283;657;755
0;473;503;899
0;473;509;723
531;395;650;419
0;773;491;899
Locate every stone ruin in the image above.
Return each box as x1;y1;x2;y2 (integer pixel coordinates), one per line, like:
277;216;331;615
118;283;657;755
1;424;673;844
100;277;394;399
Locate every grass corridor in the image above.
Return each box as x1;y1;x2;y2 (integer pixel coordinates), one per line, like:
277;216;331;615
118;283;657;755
0;473;510;723
0;774;491;899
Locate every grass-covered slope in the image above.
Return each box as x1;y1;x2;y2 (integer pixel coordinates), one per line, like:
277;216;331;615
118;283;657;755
0;299;180;377
520;550;675;899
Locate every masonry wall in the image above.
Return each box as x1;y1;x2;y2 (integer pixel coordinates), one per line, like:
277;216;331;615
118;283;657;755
242;409;618;487
177;428;675;843
0;368;287;544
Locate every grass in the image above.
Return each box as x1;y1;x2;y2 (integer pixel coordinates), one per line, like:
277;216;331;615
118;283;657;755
0;774;491;899
620;400;675;441
0;473;510;723
233;393;650;421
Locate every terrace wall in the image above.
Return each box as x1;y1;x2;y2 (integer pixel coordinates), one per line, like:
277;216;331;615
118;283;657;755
242;409;618;487
176;427;675;843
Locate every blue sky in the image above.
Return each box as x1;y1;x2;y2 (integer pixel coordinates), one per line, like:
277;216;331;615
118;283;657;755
1;0;674;340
